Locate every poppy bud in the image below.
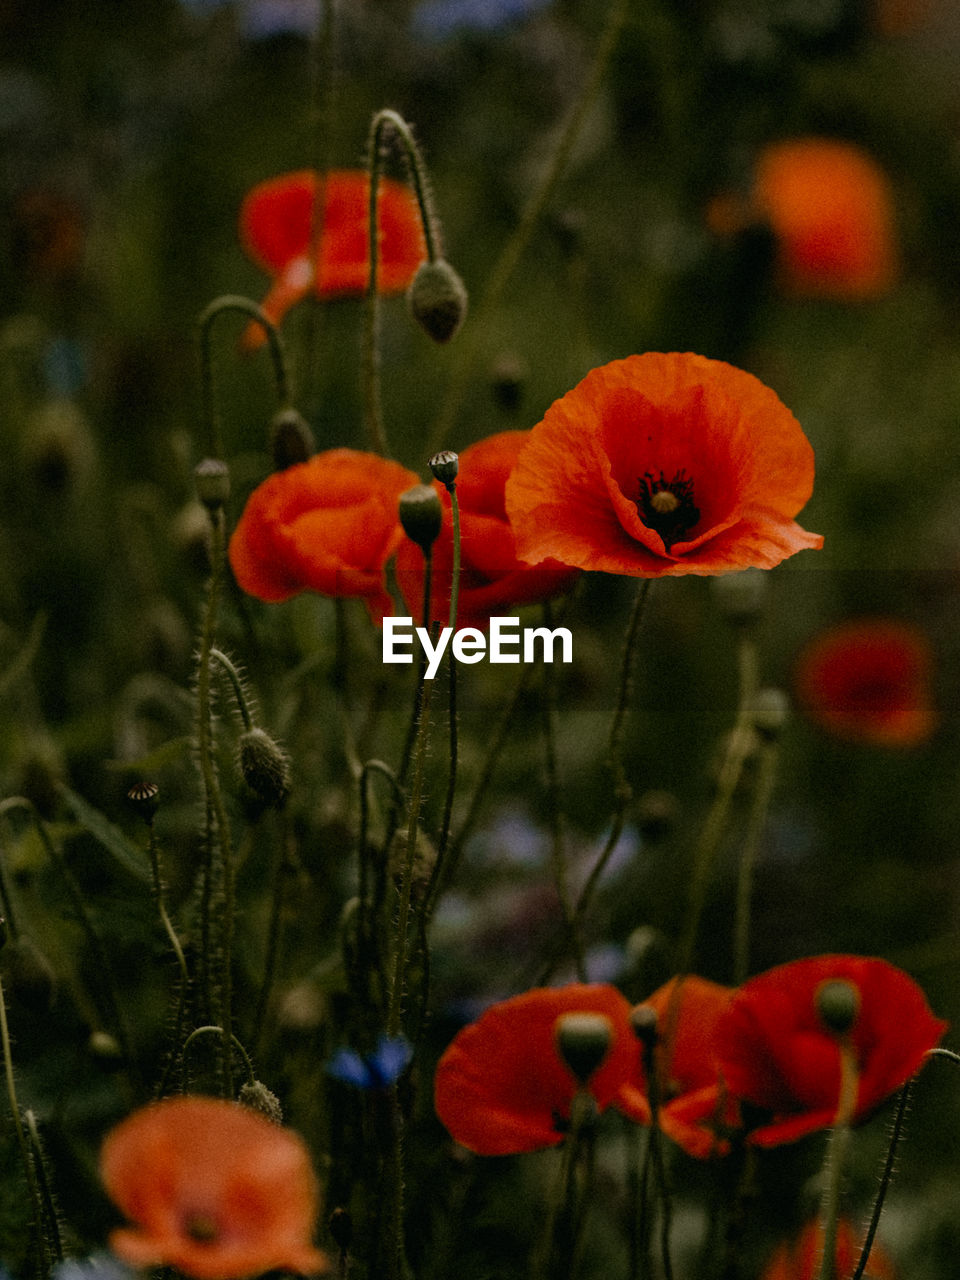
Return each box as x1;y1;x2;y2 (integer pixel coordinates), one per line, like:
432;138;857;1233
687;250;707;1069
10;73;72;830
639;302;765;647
239;1079;284;1125
194;458;231;510
270;406;315;470
816;979;861;1036
407;259;468;343
752;687;790;740
238;728;291;811
711;568;767;625
399;484;443;552
126;781;159;822
429;450;459;488
629;1003;659;1050
489;353;528;414
88;1030;124;1068
554;1011;613;1085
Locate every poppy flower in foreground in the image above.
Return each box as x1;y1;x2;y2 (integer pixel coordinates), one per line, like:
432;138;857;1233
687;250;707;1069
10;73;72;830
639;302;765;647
228;449;419;623
504;353;822;579
745;138;898;299
434;984;650;1155
238;169;425;349
760;1218;895;1280
100;1096;328;1280
793;617;936;748
640;975;739;1159
715;955;946;1147
395;431;580;629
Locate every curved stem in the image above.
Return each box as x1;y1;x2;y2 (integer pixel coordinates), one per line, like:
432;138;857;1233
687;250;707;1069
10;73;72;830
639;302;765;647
209;648;254;731
180;1024;257;1092
197;294;292;459
850;1081;911;1280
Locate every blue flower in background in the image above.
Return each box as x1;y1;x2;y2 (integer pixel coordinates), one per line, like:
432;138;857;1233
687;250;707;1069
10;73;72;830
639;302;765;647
327;1034;413;1090
53;1256;137;1280
411;0;553;42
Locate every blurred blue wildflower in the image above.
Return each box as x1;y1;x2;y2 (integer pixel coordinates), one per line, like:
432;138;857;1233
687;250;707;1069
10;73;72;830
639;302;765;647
327;1034;413;1089
179;0;318;38
411;0;553;41
53;1256;137;1280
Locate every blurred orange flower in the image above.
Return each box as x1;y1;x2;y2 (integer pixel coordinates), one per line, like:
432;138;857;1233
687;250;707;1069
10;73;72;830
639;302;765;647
395;431;580;629
733;138;899;299
793;617;936;748
641;975;739;1159
238;169;425;349
434;984;650;1155
505;353;822;579
228;448;419;622
760;1217;895;1280
100;1095;328;1280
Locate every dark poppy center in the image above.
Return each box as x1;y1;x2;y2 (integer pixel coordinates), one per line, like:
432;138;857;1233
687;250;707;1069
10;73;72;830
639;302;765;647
184;1213;220;1244
636;470;700;548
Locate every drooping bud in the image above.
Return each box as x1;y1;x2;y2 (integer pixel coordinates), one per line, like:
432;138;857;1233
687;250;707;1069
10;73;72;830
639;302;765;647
398;483;443;552
238;1079;284;1124
429;450;459;489
816;978;861;1036
554;1011;613;1085
270;406;315;470
194;457;231;510
238;728;291;811
407;259;468;343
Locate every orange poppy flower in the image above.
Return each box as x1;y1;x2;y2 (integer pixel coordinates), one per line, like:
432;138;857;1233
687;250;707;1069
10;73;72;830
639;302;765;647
434;984;650;1155
760;1218;896;1280
238;169;426;349
395;431;580;629
504;353;822;579
793;618;936;748
750;138;898;299
715;955;946;1147
228;448;419;623
640;975;739;1159
100;1095;329;1280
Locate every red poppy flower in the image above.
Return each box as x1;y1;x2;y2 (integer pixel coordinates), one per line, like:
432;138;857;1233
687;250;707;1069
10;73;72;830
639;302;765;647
238;169;425;349
395;431;580;629
751;139;898;299
760;1218;896;1280
793;617;936;748
715;955;946;1147
100;1096;329;1280
228;448;419;622
504;353;822;579
434;984;650;1155
640;975;739;1159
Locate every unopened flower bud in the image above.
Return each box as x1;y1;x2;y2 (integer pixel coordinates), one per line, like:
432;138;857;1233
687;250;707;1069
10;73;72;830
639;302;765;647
270;407;315;470
238;728;291;811
816;979;861;1036
629;1003;659;1050
429;450;459;488
399;484;442;552
88;1030;124;1067
751;687;790;740
239;1079;283;1124
490;353;528;414
407;259;468;343
194;458;231;509
712;568;767;626
126;781;159;822
554;1012;613;1085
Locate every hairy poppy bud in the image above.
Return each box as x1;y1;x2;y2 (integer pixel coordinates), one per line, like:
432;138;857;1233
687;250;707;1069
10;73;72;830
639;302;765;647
816;979;861;1036
238;728;291;811
399;483;442;552
554;1011;613;1085
407;259;468;343
429;450;459;488
194;458;231;510
270;406;315;470
239;1079;284;1124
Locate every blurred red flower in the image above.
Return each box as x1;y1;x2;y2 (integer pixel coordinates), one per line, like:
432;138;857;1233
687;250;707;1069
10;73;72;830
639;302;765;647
100;1095;328;1280
238;169;425;349
793;617;936;748
395;431;580;629
715;955;946;1147
504;353;822;579
750;138;898;299
760;1218;895;1280
641;975;739;1159
434;984;650;1155
228;448;419;622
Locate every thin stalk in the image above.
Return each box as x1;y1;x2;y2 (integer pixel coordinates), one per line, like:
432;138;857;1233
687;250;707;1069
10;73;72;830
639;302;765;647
251;812;294;1052
732;735;780;985
817;1041;859;1280
428;0;629;453
209;648;254;731
180;1024;257;1094
640;1027;675;1280
434;482;462;876
0;971;47;1269
850;1081;912;1280
302;0;338;410
25;1110;63;1264
540;600;578;970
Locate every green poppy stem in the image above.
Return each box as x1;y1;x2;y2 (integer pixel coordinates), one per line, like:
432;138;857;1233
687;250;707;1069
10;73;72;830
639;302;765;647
0;970;48;1272
817;1040;859;1280
732;732;780;985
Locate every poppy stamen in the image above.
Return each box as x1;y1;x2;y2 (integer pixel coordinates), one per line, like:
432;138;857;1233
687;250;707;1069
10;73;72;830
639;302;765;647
636;470;700;548
184;1212;220;1243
